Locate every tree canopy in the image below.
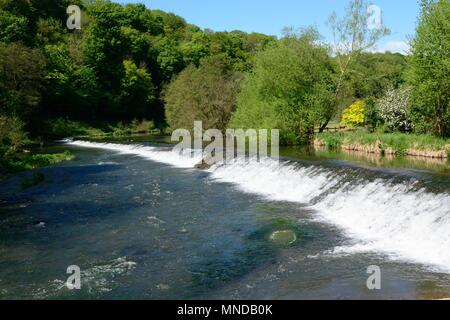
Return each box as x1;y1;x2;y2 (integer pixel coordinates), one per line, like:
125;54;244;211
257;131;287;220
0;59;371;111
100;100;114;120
407;0;450;137
230;30;335;145
0;0;447;153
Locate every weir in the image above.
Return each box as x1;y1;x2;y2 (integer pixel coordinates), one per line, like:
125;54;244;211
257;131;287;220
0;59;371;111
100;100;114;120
67;140;450;274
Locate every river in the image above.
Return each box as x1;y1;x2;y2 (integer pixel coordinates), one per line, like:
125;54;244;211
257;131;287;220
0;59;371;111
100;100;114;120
0;136;449;299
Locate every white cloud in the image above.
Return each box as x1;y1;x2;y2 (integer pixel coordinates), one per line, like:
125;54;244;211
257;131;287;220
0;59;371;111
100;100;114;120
370;40;411;54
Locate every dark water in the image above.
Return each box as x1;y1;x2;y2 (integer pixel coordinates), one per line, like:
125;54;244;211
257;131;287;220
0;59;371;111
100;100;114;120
0;139;449;300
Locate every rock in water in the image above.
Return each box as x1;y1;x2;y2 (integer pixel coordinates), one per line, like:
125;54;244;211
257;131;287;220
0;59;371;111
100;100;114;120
269;230;297;246
194;161;212;170
194;156;216;170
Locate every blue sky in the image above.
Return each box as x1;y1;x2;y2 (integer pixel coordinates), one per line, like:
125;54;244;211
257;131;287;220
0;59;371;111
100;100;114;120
116;0;420;53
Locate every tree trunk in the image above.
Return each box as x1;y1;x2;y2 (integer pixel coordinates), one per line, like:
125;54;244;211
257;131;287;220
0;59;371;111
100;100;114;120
319;117;332;133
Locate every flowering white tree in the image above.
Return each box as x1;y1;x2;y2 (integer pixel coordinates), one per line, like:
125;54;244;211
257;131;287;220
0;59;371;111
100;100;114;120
378;87;413;132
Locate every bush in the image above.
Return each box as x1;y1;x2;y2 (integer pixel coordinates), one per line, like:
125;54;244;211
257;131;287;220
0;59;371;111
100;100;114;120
377;87;413;133
316;132;342;150
0;115;28;155
130;119;155;134
1;150;75;175
45;118;104;138
364;97;382;131
7;151;75;171
341;100;366;128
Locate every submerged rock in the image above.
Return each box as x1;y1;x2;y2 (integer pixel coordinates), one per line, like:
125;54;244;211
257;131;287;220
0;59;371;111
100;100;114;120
269;230;297;247
156;284;170;290
178;226;189;234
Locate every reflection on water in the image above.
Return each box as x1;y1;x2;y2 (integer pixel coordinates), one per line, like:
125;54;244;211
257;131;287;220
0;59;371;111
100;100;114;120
282;145;449;175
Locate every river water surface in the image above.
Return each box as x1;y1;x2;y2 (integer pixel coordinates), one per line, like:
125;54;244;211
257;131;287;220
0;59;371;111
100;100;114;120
0;137;449;299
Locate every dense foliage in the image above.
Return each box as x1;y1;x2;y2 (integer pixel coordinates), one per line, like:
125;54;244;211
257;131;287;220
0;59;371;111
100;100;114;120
231;30;335;145
407;0;450;137
0;0;448;162
164;56;242;132
0;0;274;131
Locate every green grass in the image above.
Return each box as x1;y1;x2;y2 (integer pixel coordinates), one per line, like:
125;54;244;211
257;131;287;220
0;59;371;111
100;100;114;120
44;118;161;139
1;150;75;173
316;130;450;156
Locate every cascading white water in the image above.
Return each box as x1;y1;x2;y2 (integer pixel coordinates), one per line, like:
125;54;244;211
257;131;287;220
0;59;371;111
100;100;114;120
67;140;202;168
314;180;450;272
67;140;450;273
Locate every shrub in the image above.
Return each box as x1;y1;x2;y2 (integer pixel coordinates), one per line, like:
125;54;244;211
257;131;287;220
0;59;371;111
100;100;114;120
0;115;28;155
341;100;366;128
364;97;383;131
377;87;413;133
130;119;155;134
316;132;342;150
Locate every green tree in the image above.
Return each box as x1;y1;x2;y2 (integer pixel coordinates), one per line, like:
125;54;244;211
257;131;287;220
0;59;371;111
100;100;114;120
0;0;83;44
407;0;450;137
348;52;407;100
83;0;128;91
180;30;211;67
0;43;46;119
0;115;27;155
0;9;28;43
36;17;66;46
164;56;242;132
155;37;185;81
231;29;335;145
364;96;382;131
43;44;99;119
119;59;155;119
321;0;390;131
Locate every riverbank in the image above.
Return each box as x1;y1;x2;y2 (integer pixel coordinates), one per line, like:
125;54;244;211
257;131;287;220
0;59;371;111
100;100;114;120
314;131;450;159
0;148;75;182
1;118;160;180
44;118;161;139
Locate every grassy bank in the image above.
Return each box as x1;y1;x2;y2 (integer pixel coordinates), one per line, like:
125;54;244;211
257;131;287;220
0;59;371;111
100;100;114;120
1;117;163;182
0;149;75;182
44;118;162;139
1;118;162;181
315;131;450;159
1;148;75;189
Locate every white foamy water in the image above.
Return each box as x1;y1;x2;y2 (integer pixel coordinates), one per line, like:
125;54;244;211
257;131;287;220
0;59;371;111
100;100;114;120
67;140;201;168
67;140;450;273
32;256;136;299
